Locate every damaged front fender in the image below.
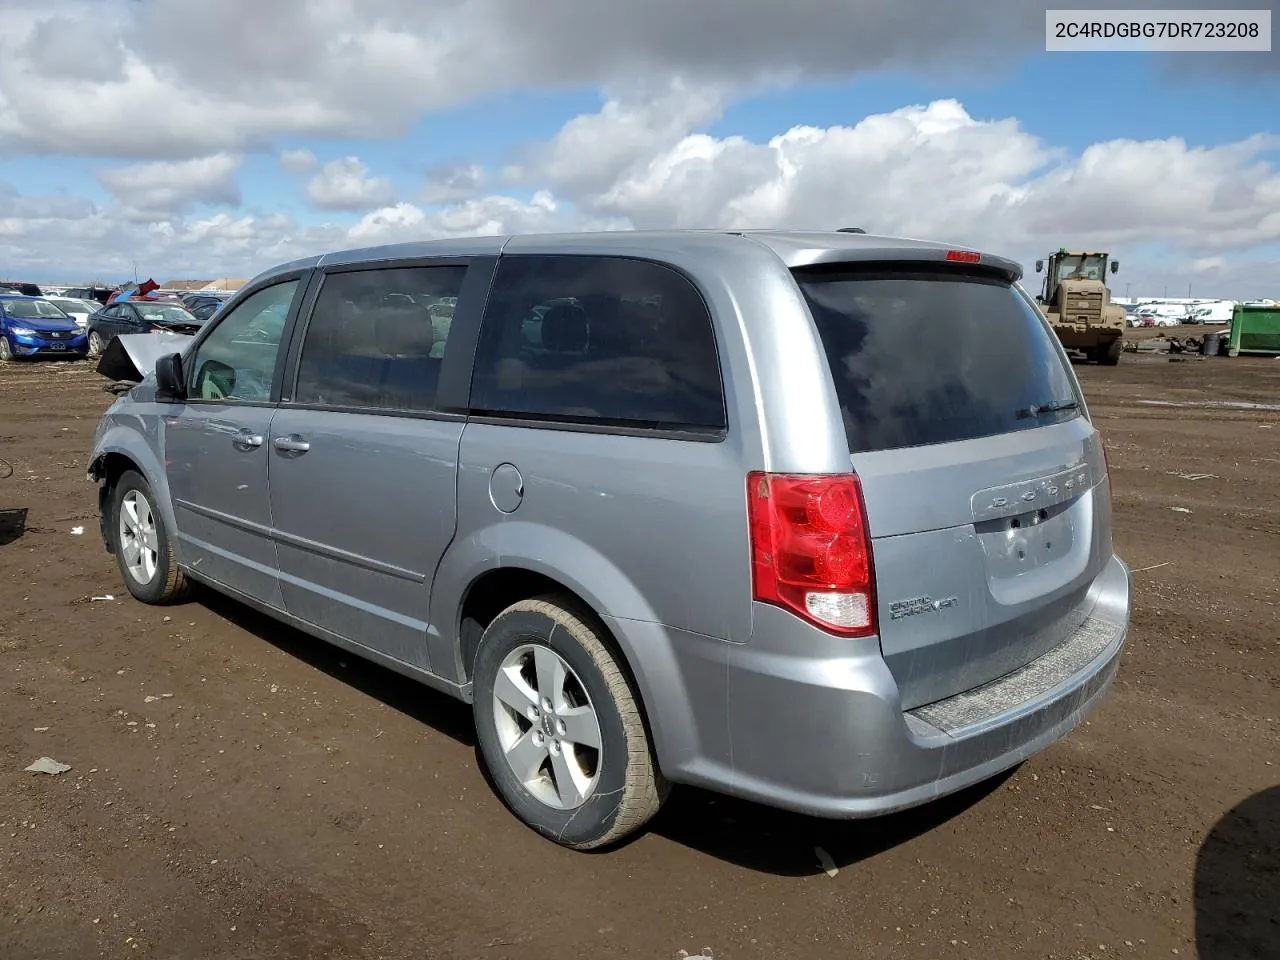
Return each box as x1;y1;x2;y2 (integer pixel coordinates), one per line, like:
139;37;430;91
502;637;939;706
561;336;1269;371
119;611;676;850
96;332;194;384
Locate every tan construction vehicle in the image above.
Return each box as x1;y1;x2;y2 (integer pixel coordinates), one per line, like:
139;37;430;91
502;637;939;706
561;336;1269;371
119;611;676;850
1034;249;1126;365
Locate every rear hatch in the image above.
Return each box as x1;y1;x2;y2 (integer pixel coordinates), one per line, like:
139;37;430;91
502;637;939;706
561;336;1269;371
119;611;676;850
793;261;1112;710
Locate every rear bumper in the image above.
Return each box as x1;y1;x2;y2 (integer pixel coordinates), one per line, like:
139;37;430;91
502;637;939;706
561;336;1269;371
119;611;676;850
638;553;1130;819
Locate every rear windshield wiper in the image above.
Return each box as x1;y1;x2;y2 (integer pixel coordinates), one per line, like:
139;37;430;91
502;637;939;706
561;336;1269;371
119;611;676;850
1016;399;1079;420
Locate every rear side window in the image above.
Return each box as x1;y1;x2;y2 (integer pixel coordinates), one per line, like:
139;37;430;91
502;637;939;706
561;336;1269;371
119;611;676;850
469;255;727;434
794;265;1082;454
293;265;466;413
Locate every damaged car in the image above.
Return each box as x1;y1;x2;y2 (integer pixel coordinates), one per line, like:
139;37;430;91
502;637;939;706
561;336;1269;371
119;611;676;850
87;300;203;358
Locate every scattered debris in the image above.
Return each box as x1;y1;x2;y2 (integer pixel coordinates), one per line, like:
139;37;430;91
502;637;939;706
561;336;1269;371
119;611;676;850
1171;507;1192;514
1138;398;1280;413
33;726;49;732
91;595;115;602
144;696;160;703
70;525;84;535
1133;562;1172;574
1168;471;1218;481
815;846;839;878
677;950;715;960
25;757;71;775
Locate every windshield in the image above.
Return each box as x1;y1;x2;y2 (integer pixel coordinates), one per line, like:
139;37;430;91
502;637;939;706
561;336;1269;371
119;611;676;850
136;304;197;323
1055;254;1106;282
52;298;92;312
3;299;70;320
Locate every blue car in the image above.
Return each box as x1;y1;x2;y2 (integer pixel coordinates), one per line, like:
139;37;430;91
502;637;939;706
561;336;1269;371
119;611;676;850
0;294;89;361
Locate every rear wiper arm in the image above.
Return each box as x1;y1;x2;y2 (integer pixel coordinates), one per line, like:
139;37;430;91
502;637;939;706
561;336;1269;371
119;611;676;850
1016;399;1079;419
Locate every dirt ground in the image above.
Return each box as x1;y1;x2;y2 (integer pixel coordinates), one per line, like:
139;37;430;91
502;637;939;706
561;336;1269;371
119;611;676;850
1;345;1276;960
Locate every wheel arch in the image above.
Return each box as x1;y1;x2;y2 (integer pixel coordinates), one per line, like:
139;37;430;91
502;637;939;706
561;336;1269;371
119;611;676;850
88;430;180;560
443;541;698;779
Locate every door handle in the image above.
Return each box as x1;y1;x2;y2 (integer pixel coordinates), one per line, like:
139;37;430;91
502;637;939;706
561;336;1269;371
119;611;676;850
272;435;311;454
231;429;263;450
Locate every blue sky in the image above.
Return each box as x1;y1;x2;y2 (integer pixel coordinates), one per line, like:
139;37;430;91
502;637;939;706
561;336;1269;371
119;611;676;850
1;0;1278;296
5;50;1275;226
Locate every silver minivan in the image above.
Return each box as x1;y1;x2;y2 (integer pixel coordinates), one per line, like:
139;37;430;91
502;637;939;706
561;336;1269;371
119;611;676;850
88;230;1130;850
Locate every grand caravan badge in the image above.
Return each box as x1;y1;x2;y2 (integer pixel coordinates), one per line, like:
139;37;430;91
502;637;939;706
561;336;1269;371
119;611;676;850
889;595;960;621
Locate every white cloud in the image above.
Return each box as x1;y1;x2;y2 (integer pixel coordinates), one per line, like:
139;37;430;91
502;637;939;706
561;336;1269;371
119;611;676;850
2;94;1280;298
420;164;486;204
532;94;1280;292
96;154;242;219
1;0;1266;160
306;157;396;211
279;148;318;173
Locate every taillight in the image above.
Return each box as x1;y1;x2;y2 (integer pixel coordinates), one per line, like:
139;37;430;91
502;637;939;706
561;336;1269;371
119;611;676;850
746;472;877;637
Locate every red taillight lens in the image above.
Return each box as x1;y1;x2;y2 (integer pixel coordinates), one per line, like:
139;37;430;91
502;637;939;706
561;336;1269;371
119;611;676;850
944;250;981;263
746;472;877;637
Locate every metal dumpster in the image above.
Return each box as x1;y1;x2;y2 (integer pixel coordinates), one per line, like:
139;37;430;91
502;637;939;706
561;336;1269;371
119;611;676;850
1226;304;1280;357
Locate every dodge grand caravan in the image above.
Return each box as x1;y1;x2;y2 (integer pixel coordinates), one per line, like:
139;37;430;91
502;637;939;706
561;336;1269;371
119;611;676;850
88;230;1131;850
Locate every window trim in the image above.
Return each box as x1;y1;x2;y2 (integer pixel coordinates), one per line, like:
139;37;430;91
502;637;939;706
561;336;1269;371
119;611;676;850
177;268;317;408
460;253;730;440
277;255;498;420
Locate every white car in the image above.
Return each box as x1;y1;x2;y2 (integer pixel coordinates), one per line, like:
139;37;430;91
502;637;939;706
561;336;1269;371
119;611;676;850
45;297;98;328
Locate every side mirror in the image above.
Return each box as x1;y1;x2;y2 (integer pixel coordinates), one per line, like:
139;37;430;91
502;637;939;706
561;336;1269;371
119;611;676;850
155;353;186;401
1111;260;1119;274
1035;260;1044;273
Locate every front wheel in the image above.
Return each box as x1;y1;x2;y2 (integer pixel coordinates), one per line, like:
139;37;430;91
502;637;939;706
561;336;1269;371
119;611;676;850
108;470;191;604
87;330;105;358
472;597;667;850
1098;339;1123;366
0;336;13;362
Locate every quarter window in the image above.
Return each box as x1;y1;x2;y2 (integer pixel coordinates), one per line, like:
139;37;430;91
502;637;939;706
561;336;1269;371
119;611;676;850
292;265;466;413
469;255;726;433
188;280;299;402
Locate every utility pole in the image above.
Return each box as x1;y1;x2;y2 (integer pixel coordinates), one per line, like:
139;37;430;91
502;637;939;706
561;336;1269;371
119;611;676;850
1125;282;1131;299
1187;282;1192;298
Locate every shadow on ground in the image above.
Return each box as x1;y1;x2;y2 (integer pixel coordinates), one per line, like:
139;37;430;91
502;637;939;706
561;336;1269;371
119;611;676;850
195;585;1019;875
198;587;476;748
647;769;1014;875
1195;785;1279;959
0;507;29;546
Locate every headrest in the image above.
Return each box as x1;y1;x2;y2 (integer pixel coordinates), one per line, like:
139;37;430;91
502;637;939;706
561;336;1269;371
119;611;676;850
541;303;589;353
372;302;433;357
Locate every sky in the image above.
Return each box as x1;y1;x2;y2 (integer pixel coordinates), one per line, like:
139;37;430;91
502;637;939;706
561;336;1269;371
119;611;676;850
0;0;1278;298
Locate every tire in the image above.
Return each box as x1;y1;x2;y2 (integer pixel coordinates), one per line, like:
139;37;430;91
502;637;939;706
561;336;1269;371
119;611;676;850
1098;339;1122;366
0;336;13;362
107;470;191;604
472;597;667;850
88;330;104;358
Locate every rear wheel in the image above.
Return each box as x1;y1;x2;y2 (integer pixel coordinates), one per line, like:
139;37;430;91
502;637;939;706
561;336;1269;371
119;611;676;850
472;597;667;850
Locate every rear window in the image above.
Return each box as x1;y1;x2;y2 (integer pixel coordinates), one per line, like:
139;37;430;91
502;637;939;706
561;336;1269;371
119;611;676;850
794;265;1082;454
